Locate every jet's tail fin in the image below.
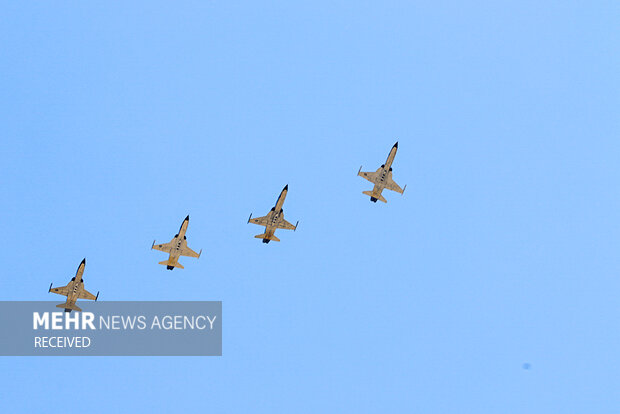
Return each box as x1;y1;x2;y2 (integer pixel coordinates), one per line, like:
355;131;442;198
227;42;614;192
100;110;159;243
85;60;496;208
254;233;280;242
363;191;387;203
56;303;82;312
158;260;184;269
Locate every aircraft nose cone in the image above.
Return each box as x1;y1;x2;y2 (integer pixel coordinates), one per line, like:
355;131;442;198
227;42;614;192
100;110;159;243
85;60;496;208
185;215;190;221
284;184;289;190
81;258;86;265
394;141;398;148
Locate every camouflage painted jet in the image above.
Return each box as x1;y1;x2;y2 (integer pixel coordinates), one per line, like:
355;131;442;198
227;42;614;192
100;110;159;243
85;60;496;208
358;142;406;203
152;215;202;270
48;258;99;312
248;185;298;243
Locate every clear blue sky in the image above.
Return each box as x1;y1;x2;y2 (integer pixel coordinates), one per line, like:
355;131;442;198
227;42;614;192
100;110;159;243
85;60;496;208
1;1;618;412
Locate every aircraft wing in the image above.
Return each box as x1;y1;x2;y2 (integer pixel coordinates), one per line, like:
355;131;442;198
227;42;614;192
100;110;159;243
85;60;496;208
276;217;297;230
180;246;201;258
358;167;381;183
152;240;174;253
249;215;269;226
50;285;70;297
385;172;404;193
78;288;97;301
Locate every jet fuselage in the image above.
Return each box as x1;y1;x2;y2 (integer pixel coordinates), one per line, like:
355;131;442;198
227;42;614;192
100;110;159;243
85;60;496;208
369;144;398;200
261;187;288;241
165;216;190;269
65;261;85;305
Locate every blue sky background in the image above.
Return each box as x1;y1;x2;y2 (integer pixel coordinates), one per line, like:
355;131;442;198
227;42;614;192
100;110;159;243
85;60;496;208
0;1;618;412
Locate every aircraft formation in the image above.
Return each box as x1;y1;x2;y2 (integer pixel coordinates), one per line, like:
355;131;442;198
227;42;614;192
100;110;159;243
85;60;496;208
48;142;405;311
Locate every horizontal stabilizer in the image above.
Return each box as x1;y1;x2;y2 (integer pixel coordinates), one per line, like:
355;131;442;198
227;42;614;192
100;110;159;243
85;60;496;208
362;191;387;203
158;260;184;269
56;303;82;312
254;233;280;242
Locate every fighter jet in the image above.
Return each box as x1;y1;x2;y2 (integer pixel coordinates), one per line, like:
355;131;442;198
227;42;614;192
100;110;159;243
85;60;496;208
151;215;202;270
358;142;406;202
48;258;99;312
248;185;298;243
